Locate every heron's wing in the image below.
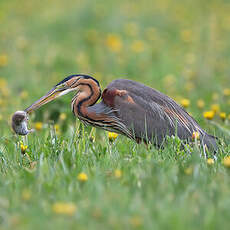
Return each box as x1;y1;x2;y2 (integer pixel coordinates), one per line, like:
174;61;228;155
86;101;134;139
102;79;204;144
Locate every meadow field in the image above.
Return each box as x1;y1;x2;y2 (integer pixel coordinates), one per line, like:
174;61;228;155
1;0;230;229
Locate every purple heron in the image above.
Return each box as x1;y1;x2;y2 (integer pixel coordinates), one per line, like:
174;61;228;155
24;74;217;150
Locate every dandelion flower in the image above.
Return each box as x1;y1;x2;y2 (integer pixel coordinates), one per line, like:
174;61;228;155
211;104;220;114
89;135;95;142
223;88;230;96
114;169;122;178
192;131;200;141
207;158;214;165
35;122;43;131
180;29;193;43
21;189;31;201
54;124;60;134
197;99;205;109
20;142;28;154
223;156;230;168
219;112;227;121
184;166;193;175
131;40;145;53
106;34;122;52
0;78;7;88
108;132;118;142
180;98;190;108
52;202;77;216
129;216;143;227
59;113;67;121
212;93;219;101
77;172;88;182
0;54;8;67
163;74;176;87
203;111;215;120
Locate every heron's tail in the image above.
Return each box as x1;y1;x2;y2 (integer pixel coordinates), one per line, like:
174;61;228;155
201;133;218;152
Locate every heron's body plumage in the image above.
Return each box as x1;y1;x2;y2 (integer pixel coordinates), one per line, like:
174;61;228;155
24;74;217;151
73;78;217;150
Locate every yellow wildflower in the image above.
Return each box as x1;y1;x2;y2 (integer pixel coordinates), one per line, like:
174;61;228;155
20;142;28;154
180;99;190;108
163;74;176;87
184;166;193;175
114;169;122;178
59;113;67;121
77;172;88;182
207;158;214;165
106;34;122;52
223;88;230;96
131;40;145;53
211;104;220;114
197;99;205;109
1;87;10;97
21;189;31;201
180;29;193;42
219;112;227;121
52;202;77;216
192;131;200;141
129;216;143;227
89;135;95;142
223;156;230;168
203;111;215;120
0;54;8;67
212;93;219;101
108;132;118;142
0;78;7;88
35;122;43;131
54;124;60;134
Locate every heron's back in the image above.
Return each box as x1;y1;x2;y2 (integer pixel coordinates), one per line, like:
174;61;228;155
105;79;217;150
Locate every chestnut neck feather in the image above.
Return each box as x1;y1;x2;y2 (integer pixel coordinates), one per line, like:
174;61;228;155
72;79;101;118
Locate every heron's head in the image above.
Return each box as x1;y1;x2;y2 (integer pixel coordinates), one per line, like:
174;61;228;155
25;74;100;113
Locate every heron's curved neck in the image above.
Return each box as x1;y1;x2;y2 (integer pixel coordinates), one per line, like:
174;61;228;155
72;80;101;117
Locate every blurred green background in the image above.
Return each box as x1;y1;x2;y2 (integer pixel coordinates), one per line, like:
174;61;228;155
1;0;230;130
1;0;230;229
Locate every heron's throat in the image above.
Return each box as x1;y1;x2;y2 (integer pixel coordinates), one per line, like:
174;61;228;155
72;82;101;117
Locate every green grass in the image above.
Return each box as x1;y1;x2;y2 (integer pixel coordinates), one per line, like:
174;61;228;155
1;0;230;229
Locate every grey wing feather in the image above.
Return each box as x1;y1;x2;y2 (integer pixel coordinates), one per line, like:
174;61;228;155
106;79;217;149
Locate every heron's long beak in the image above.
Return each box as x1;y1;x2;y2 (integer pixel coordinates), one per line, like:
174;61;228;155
24;86;72;114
